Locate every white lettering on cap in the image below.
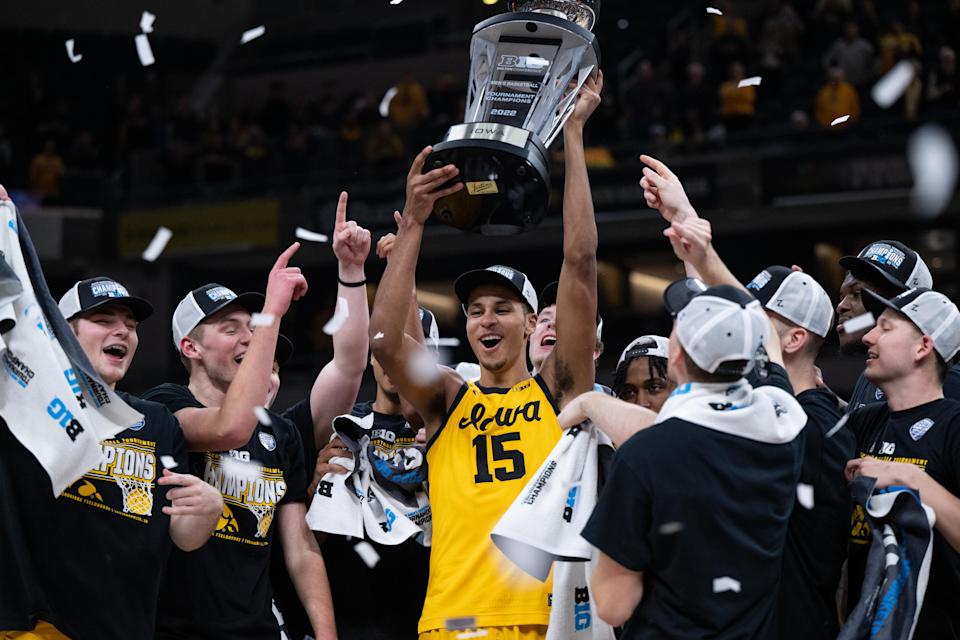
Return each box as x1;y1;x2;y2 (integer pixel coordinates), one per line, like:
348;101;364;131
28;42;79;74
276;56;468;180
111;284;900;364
488;266;515;281
746;270;772;291
206;287;237;303
863;243;906;269
90;281;130;298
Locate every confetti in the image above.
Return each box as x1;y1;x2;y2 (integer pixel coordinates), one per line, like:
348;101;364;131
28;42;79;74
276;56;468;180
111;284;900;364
353;541;381;568
139;10;156;34
435;337;461;348
712;576;741;593
658;521;685;535
457;632;489;639
65;39;82;63
323;297;350;335
825;414;849;439
842;312;875;335
373;331;384;340
160;455;178;469
134;34;155;66
389;0;404;5
737;76;761;88
908;124;959;219
408;348;441;385
446;618;478;631
830;115;850;126
706;6;723;14
220;455;263;482
295;227;328;243
240;25;266;44
871;60;915;109
796;483;814;510
254;406;273;426
141;226;172;262
250;313;276;327
379;87;399;118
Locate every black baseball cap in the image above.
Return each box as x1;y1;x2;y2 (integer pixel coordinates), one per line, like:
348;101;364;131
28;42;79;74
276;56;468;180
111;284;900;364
663;277;708;316
839;240;933;292
172;283;264;351
454;265;538;313
861;287;960;363
58;277;153;322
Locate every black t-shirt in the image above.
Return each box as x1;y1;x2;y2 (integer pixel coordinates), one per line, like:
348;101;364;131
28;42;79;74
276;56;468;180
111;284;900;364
776;386;854;640
143;383;307;640
582;378;802;639
317;401;430;640
0;392;187;640
846;398;960;639
846;364;960;413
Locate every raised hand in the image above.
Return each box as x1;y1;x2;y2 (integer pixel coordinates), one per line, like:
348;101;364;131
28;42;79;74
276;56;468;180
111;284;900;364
375;211;403;260
566;71;604;130
158;469;224;517
640;154;697;224
403;146;463;225
332;191;372;270
664;217;713;269
264;242;309;317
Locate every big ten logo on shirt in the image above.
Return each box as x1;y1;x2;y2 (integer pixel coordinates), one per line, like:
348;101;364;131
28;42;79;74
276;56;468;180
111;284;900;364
849;450;929;545
369;427;424;473
62;436;159;523
574;586;593;632
203;449;287;546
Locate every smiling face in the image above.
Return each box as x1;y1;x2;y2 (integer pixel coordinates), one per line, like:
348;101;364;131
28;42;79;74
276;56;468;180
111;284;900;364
862;309;927;385
465;284;536;375
73;304;140;388
836;272;899;354
618;356;674;412
529;304;557;371
182;304;253;388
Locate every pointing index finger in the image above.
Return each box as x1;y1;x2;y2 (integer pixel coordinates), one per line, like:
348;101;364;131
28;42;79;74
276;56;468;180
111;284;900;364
640;154;674;179
273;242;301;271
335;191;348;229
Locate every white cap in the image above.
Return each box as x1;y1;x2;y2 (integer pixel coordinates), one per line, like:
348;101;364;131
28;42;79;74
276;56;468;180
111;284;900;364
617;335;670;369
675;285;769;375
746;266;834;338
863;288;960;363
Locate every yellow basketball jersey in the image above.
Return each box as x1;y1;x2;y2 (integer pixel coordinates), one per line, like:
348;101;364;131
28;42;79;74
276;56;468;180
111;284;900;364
419;375;561;633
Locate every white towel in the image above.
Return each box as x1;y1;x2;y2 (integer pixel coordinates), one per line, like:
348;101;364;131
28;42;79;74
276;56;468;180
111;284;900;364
0;202;142;495
492;422;614;639
306;411;431;545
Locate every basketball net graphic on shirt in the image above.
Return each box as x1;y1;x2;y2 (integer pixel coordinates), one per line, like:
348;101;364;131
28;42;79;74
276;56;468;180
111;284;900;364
203;451;287;545
62;437;158;521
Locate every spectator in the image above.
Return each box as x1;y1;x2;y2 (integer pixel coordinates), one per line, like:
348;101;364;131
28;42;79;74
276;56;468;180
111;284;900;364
823;22;876;88
927;46;959;112
710;1;752;72
878;19;923;73
388;72;429;130
814;66;861;128
718;62;756;133
675;62;713;145
29;138;65;203
623;60;664;141
364;121;404;168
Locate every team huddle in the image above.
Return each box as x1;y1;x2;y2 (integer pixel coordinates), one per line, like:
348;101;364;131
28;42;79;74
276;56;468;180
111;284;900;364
2;73;960;640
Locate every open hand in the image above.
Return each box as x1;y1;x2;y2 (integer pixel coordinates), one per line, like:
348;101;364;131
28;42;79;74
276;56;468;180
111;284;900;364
566;71;603;130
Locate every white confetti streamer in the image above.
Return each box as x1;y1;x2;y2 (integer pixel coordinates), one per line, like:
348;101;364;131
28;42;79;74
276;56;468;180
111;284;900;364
134;34;155;66
140;10;156;34
712;576;741;593
141;226;172;262
65;39;82;63
353;541;381;568
379;87;399;118
250;313;276;328
160;455;178;470
796;483;814;510
908;124;959;219
295;227;328;243
254;406;272;426
658;521;685;535
826;414;849;439
457;632;489;639
373;331;384;340
830;115;850;126
706;6;723;14
871;60;915;109
737;76;762;88
323;297;350;335
240;25;266;44
842;312;875;335
220;455;263;482
390;0;404;5
408;348;441;385
435;337;461;348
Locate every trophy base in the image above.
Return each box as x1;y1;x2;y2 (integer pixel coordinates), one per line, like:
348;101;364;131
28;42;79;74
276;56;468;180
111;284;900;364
424;134;550;235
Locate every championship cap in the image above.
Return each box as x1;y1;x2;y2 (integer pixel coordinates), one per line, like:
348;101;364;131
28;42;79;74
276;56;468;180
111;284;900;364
665;280;769;376
746;266;834;338
617;335;670;369
839;240;933;292
59;277;153;322
419;306;440;350
862;288;960;364
455;265;537;313
172;283;264;351
537;280;604;343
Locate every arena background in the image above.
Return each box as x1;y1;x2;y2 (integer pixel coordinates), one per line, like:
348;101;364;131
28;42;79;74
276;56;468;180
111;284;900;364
0;0;957;411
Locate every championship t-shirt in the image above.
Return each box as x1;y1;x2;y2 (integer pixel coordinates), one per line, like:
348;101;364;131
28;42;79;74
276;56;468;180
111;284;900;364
846;398;960;639
846;364;960;413
0;392;186;640
143;383;307;640
582;375;802;639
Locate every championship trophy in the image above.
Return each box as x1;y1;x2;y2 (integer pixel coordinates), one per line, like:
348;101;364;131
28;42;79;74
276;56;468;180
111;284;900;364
424;0;600;235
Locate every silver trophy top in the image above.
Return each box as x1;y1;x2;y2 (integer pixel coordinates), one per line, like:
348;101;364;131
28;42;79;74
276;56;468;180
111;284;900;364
507;0;599;31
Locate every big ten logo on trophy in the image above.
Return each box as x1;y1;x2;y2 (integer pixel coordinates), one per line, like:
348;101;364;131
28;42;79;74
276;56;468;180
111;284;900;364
422;0;600;235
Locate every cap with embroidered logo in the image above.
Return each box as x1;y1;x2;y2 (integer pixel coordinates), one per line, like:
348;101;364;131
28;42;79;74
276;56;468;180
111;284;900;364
746;266;834;338
839;240;933;292
862;287;960;364
172;283;264;351
59;277;153;322
454;265;537;313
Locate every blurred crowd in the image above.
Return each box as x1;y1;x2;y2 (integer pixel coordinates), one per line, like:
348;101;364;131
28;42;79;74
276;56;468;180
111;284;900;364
0;0;958;207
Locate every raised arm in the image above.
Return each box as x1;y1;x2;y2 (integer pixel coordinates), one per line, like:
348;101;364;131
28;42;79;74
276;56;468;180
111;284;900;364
179;244;308;451
369;148;464;434
540;73;602;408
557;390;657;447
307;191;371;447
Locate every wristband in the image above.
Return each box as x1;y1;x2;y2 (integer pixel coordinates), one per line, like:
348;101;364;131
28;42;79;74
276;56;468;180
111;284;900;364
338;277;366;288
